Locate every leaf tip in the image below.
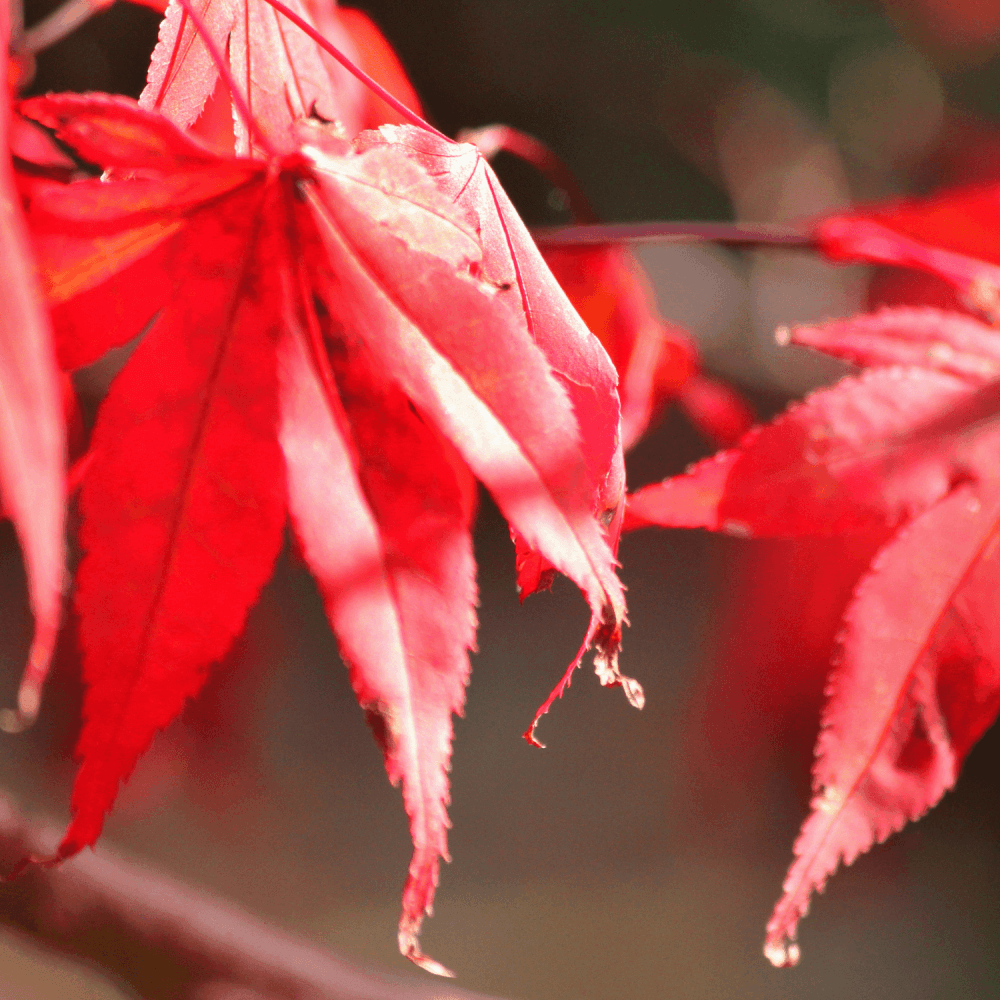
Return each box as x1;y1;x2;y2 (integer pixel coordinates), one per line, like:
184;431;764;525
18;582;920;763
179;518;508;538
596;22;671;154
15;683;42;729
593;629;644;710
620;673;645;710
764;933;801;968
399;927;456;978
522;723;546;749
9;625;59;733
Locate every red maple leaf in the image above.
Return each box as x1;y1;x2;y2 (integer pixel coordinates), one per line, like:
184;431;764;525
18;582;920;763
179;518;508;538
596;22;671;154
347;125;642;748
625;288;1000;963
458;125;752;702
138;2;638;730
765;476;1000;965
0;7;67;727
21;43;630;970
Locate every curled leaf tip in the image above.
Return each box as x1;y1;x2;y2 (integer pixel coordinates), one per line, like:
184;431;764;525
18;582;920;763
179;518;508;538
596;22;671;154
592;628;643;709
525;611;637;744
522;723;546;749
593;661;644;709
621;674;645;710
399;928;455;978
764;934;801;968
2;849;65;881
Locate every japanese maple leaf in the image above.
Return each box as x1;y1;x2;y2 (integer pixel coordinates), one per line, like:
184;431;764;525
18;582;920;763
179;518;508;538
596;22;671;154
625;301;1000;965
763;477;1000;965
21;88;627;972
139;0;637;736
344;121;644;744
0;2;67;725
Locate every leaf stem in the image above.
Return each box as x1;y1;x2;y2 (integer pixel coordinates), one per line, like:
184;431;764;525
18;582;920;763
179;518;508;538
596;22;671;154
17;0;108;54
531;220;817;249
9;0;24;42
460;125;599;224
257;0;449;140
0;791;504;1000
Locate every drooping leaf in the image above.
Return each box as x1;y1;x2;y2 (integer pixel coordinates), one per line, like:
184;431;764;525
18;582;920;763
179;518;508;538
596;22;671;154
22;93;628;968
62;186;288;857
317;124;636;737
352;125;638;742
278;292;476;974
622;282;1000;963
765;482;1000;965
0;9;67;723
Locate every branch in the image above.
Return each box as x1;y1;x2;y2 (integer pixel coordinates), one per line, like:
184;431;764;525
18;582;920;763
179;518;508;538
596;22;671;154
530;220;815;249
0;794;504;1000
18;0;110;55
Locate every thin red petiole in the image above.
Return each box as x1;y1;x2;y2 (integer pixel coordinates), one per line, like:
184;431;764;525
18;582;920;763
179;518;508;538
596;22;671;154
460;126;815;252
174;0;278;159
17;0;109;55
460;125;600;224
531;220;817;249
257;0;448;141
9;0;25;42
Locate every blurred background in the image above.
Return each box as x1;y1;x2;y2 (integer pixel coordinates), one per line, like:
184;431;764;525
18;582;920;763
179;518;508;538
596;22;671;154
5;0;1000;997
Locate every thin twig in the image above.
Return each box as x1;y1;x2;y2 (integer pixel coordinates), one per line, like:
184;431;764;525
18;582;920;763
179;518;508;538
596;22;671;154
0;794;504;1000
531;220;816;249
19;0;108;55
9;0;25;43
